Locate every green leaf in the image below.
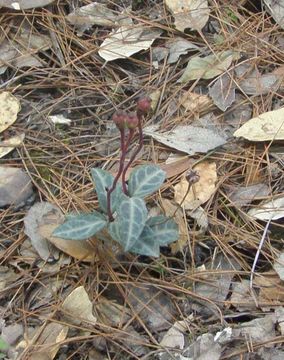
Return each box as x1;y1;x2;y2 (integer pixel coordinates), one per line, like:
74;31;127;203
117;197;148;251
108;221;121;243
128;225;160;257
146;216;179;245
53;212;107;240
0;337;9;351
128;165;166;198
91;168;122;213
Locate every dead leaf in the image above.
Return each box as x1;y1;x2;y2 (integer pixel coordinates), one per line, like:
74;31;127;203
194;254;241;304
24;202;60;261
209;73;235;111
126;284;175;331
30;323;68;360
0;133;25;159
165;0;210;32
228;183;270;208
255;271;284;304
144;125;227;155
0;28;51;74
61;286;97;325
230;280;256;311
48;115;71;126
180;91;213;116
273;253;284;281
189;206;208;230
98;26;161;62
167;38;200;64
0;0;54;9
160;199;188;254
178;50;237;83
174;161;217;210
234;107;284;141
0;266;21;292
66;3;130;35
264;0;284;29
160;316;192;350
0;166;33;208
235;315;276;343
0;92;20;133
94;297;131;327
248;195;284;220
182;333;221;360
35;203;98;262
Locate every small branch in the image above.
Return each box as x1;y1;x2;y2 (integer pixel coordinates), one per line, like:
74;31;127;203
106;128;126;221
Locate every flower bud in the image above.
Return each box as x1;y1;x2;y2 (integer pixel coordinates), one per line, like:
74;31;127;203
112;111;127;130
137;96;151;114
126;112;139;129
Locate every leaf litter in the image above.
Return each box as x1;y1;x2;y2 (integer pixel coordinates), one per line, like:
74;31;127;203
2;1;284;359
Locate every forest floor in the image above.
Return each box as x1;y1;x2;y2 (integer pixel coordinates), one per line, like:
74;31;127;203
1;1;284;359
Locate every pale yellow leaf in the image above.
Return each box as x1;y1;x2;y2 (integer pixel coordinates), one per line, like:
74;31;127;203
234;107;284;141
174;161;217;210
0;92;20;133
30;323;68;360
0;133;25;158
99;26;161;61
165;0;210;32
62;286;97;325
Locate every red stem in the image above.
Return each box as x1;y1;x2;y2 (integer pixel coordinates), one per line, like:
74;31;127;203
106;128;126;221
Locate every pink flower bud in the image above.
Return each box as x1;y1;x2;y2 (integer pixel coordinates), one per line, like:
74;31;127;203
126;112;139;129
137;96;151;114
112;111;127;130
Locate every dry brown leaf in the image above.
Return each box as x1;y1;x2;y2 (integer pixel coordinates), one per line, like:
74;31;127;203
0;133;25;158
165;0;210;32
61;286;97;325
94;297;131;327
234;107;284;141
38;218;98;261
180;91;213;116
255;271;284;304
0;92;20;133
30;323;68;360
174;161;217;210
160;199;188;254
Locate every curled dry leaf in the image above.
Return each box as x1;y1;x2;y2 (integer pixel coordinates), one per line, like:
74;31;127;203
0;133;25;159
234;107;284;141
0;92;20;133
98;26;162;61
174;161;217;210
61;286;97;325
48;115;71;125
165;0;210;32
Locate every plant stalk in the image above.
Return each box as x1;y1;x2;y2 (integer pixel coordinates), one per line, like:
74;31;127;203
106;128;127;221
